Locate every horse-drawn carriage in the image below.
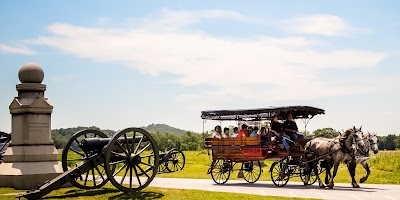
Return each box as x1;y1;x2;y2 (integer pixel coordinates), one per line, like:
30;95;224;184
202;106;326;186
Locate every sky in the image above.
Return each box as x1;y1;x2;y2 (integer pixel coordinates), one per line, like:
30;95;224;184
0;1;399;135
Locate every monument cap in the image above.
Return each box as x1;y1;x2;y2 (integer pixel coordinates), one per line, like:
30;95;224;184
18;63;44;83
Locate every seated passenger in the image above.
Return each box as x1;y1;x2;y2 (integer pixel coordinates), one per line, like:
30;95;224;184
212;125;222;139
231;127;239;137
283;113;304;141
250;127;258;137
238;124;248;138
270;114;290;150
259;127;270;145
247;126;253;136
222;127;230;138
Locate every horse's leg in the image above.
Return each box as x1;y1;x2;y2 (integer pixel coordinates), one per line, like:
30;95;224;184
360;161;370;183
324;162;331;185
328;162;339;189
315;160;325;188
347;160;360;188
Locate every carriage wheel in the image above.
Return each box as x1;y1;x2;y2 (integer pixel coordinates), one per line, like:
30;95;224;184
299;167;318;185
270;159;290;187
211;157;230;184
104;127;159;193
61;129;110;189
166;148;185;172
148;150;167;173
242;161;262;183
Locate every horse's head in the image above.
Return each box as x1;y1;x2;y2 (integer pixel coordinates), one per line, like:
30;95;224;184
352;126;365;149
367;132;379;154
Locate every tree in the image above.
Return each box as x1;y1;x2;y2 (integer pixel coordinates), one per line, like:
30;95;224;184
384;134;397;150
311;128;339;138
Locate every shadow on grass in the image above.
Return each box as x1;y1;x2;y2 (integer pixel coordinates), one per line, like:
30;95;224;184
108;191;164;200
43;188;164;200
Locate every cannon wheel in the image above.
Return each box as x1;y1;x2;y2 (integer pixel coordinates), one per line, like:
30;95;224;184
242;161;262;183
165;148;185;172
210;157;230;184
270;158;290;187
104;127;159;193
61;129;110;189
148;150;167;173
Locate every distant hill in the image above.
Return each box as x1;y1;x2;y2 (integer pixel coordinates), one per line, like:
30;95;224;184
141;123;187;135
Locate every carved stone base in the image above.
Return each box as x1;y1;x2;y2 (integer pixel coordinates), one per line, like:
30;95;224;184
0;161;63;189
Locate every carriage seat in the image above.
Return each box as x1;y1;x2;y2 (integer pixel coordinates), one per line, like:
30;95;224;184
205;137;260;148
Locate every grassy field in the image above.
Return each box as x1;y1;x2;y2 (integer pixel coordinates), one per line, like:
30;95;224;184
0;184;317;200
155;150;400;185
58;150;400;185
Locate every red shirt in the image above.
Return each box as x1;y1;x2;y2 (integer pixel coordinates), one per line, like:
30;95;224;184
238;130;247;138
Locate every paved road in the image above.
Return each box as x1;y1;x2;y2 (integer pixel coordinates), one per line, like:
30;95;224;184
117;177;400;200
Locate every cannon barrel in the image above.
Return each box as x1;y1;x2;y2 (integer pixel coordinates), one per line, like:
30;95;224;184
80;136;150;152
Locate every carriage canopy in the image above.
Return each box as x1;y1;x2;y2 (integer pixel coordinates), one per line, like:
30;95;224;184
201;106;325;121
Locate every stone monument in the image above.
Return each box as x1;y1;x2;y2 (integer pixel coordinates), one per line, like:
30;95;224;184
0;63;63;189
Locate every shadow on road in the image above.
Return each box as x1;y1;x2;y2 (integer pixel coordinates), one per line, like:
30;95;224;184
218;182;388;193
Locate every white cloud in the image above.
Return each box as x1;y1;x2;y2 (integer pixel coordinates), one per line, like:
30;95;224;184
282;14;356;36
0;43;35;55
27;10;385;109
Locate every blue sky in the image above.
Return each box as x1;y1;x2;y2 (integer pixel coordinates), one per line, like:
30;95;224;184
0;1;399;135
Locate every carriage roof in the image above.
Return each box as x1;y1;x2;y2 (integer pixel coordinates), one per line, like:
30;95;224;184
201;106;325;121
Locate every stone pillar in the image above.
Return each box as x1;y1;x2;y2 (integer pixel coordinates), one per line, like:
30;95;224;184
0;63;63;189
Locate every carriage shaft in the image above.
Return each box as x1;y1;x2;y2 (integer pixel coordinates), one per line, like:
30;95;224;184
17;153;105;200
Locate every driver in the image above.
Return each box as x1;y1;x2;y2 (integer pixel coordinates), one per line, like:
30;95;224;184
283;113;304;141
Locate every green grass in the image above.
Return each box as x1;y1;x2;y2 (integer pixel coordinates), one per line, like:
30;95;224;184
58;150;400;185
0;184;317;200
155;150;400;184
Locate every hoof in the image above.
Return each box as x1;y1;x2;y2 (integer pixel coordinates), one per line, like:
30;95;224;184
360;177;367;183
353;184;360;188
328;185;333;189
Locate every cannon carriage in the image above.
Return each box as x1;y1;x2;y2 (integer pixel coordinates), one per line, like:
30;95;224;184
19;127;161;199
0;131;11;164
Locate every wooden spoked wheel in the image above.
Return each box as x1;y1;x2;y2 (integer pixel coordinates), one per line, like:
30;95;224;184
104;128;159;193
165;149;185;172
300;165;319;185
148;150;167;173
61;129;110;189
210;157;230;184
242;161;262;183
270;159;290;187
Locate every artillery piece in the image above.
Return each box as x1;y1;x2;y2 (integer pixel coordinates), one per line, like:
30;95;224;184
0;131;11;164
18;127;160;199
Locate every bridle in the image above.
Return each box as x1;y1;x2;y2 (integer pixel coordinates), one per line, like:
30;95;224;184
356;132;378;156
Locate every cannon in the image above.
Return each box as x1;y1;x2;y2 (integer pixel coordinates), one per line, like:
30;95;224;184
156;148;185;173
18;127;160;199
0;131;11;164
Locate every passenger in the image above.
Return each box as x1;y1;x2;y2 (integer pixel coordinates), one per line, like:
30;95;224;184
270;115;290;150
247;126;253;136
283;113;304;141
259;127;270;145
212;125;222;139
222;127;230;138
231;127;239;137
238;124;248;138
250;127;258;137
258;127;267;136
